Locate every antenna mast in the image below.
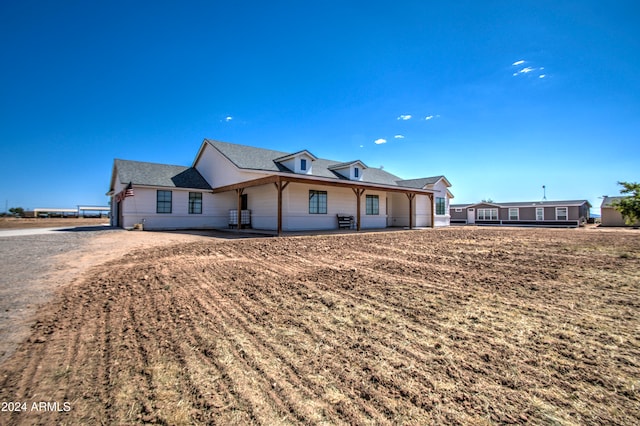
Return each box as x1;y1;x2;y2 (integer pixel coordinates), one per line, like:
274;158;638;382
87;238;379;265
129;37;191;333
542;185;547;201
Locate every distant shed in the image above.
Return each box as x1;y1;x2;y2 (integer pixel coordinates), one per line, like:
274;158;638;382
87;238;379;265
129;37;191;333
600;196;639;227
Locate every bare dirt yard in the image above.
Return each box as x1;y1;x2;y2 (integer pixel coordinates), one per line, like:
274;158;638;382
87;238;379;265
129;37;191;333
1;227;639;425
0;217;109;230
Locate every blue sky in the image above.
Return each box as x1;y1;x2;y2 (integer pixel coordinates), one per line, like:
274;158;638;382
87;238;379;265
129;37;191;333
1;0;638;212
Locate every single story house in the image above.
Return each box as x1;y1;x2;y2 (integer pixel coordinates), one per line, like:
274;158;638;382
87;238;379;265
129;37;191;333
600;196;639;227
450;200;591;227
107;139;454;234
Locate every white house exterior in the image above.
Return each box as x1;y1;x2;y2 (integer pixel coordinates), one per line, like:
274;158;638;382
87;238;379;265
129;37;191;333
108;139;454;234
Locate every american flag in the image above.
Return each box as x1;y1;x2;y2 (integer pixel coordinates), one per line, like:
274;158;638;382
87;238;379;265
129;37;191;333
115;182;134;203
124;182;134;197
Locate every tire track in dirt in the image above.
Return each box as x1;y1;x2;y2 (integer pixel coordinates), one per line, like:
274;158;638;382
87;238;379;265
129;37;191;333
185;259;366;424
189;253;464;422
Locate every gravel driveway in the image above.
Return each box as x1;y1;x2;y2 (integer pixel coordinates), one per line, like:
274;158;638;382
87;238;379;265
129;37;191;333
0;227;117;363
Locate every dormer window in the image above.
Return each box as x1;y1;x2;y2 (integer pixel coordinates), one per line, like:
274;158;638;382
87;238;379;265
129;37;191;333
328;160;367;181
274;150;317;175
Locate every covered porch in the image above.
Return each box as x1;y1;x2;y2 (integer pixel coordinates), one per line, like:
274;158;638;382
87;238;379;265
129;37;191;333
211;174;435;236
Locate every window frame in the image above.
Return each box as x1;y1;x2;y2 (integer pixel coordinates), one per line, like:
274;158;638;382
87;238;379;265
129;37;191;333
556;207;568;221
156;190;172;214
188;192;202;214
536;207;544;221
477;208;498;221
300;158;307;171
508;207;519;221
435;197;446;215
309;190;327;214
365;194;379;215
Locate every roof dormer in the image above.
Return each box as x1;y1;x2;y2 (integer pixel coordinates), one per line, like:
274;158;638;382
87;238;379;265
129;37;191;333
274;150;317;175
328;160;368;181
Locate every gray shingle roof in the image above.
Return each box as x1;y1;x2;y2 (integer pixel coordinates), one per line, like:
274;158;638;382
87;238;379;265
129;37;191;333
114;159;211;190
451;200;591;208
396;176;446;189
205;139;444;188
601;196;626;208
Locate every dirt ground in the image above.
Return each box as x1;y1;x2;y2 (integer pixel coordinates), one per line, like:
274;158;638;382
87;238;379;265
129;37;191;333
0;227;639;425
0;218;110;229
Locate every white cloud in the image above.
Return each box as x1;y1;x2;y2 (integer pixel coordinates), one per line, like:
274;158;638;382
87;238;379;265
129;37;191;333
397;114;412;121
394;134;405;139
512;60;548;79
374;138;387;145
513;66;539;76
425;115;434;120
225;116;233;122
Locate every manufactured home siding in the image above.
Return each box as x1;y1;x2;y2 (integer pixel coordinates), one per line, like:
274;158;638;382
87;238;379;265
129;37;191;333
450;207;467;222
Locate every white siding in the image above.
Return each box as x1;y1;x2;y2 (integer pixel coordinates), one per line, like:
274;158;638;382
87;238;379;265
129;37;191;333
118;187;218;230
360;191;387;229
388;192;410;227
429;179;451;227
194;142;262;188
415;194;432;227
246;185;278;230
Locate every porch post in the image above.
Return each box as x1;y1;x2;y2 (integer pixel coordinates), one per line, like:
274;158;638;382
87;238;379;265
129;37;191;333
406;193;416;229
274;178;289;236
236;188;244;231
352;188;365;231
429;194;435;229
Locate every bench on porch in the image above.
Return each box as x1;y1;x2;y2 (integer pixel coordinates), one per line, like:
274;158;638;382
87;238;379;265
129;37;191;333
336;214;354;229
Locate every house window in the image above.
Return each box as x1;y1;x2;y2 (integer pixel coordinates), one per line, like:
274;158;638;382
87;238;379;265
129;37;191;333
477;208;498;221
189;192;202;214
436;197;446;215
366;195;379;215
536;207;544;221
300;158;307;171
309;190;327;214
156;190;172;214
455;208;463;213
509;208;519;221
556;207;568;221
354;167;359;178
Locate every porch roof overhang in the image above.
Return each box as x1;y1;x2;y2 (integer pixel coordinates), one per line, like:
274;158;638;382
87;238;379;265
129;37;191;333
209;173;436;196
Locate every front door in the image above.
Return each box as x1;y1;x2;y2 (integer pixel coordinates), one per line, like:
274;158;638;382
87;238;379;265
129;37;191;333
467;208;475;224
117;201;123;228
